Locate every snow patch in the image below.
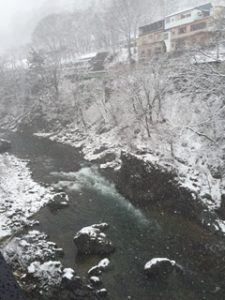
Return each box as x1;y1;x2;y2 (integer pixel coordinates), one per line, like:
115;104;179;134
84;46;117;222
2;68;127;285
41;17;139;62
0;154;53;240
62;268;75;280
144;258;176;270
27;261;63;287
98;258;110;270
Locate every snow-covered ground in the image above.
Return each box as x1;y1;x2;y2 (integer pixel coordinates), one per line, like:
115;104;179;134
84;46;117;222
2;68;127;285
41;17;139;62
0;153;53;241
34;122;225;234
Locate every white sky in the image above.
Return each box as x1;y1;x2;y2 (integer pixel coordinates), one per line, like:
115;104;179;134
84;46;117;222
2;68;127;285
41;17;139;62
0;0;81;52
0;0;224;53
0;0;45;51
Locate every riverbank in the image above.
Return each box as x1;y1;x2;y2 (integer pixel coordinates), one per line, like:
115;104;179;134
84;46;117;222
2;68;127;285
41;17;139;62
1;133;225;299
34;126;225;235
0;143;100;300
0;153;53;241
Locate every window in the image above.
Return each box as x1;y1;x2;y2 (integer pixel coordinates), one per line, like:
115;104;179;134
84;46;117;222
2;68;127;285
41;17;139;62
178;27;187;34
191;22;207;31
164;32;169;40
148;49;152;56
166;18;170;24
181;13;191;19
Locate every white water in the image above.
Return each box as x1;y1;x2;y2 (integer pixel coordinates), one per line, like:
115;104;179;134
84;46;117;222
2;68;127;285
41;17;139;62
52;167;150;225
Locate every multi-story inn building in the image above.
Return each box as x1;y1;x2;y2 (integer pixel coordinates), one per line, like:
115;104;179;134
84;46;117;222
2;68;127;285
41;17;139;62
137;2;224;60
137;20;166;60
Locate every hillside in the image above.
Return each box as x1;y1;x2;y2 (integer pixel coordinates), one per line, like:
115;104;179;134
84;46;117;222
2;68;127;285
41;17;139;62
1;49;225;232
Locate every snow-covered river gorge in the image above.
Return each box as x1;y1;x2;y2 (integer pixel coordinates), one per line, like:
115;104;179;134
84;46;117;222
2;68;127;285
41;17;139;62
1;132;225;300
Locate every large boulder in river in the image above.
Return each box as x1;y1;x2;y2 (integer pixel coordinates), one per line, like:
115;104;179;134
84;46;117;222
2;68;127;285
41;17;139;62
74;223;115;255
144;258;180;280
0;139;11;153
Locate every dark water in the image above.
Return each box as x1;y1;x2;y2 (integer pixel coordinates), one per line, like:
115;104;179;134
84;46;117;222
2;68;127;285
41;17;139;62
6;133;225;300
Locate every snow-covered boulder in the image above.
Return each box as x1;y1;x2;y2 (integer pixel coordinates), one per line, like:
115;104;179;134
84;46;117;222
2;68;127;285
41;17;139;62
90;276;102;286
62;268;75;281
0;138;11;153
96;288;108;297
98;258;110;270
3;230;96;299
47;192;69;210
74;223;115;255
3;230;64;268
61;268;84;291
88;258;110;278
28;260;63;287
144;258;178;279
88;265;102;276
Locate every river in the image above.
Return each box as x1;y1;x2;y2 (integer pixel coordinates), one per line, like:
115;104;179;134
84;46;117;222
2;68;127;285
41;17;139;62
4;132;225;300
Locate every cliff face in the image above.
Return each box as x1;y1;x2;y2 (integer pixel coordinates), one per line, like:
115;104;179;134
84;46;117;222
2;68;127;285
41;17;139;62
114;152;223;232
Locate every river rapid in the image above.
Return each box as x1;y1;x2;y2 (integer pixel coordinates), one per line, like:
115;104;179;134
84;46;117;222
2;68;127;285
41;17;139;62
3;132;225;300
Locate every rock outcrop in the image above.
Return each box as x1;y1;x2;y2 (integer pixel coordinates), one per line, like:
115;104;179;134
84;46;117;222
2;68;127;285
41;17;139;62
116;152;212;225
144;258;182;280
3;230;96;300
74;223;115;255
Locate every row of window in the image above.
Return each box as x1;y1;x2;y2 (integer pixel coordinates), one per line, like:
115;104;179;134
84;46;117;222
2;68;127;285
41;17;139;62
177;21;207;35
166;12;192;24
139;21;207;45
139;21;164;35
165;9;210;24
140;46;163;57
139;32;163;44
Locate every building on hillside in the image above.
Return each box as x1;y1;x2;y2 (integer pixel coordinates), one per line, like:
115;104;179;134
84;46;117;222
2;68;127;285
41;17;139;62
137;20;166;61
137;2;225;60
165;3;213;51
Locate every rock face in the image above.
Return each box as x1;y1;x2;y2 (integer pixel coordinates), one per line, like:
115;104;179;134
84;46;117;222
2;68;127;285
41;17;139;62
74;223;115;255
144;258;179;280
116;152;207;223
0;138;11;153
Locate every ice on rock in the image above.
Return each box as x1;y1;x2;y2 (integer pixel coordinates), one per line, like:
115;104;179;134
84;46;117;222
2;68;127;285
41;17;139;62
62;268;75;280
98;258;110;270
144;258;176;270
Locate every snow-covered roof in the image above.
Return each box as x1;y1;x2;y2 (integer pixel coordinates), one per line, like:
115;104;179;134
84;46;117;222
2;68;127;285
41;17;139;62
79;52;97;61
165;2;213;18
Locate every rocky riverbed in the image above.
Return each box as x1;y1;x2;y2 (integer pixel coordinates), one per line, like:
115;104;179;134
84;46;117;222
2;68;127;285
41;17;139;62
1;132;225;300
0;153;52;241
0;146;109;300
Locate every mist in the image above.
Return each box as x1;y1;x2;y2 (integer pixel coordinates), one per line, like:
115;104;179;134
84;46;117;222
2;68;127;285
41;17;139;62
0;0;224;53
0;0;92;53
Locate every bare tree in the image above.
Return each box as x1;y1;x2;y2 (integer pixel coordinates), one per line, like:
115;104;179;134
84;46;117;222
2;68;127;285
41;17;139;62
209;6;225;60
120;57;170;137
107;0;143;63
